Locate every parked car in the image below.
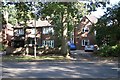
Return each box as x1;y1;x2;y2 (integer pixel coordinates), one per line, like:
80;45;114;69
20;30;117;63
84;45;94;52
68;42;76;50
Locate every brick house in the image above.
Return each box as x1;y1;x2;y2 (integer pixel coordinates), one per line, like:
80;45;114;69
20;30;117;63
74;14;98;50
4;14;98;54
12;19;55;49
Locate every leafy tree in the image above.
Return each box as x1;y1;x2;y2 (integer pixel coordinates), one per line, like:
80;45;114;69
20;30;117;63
41;2;87;57
0;1;110;57
0;2;18;25
92;2;120;46
41;1;109;57
15;2;34;25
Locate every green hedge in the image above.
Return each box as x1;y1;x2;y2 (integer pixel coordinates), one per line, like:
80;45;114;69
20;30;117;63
99;44;120;57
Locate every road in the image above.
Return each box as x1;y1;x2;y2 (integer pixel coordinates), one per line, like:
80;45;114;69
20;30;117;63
0;51;3;79
1;50;119;78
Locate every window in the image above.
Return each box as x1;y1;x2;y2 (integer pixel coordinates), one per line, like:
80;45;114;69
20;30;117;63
28;38;35;44
43;27;54;35
15;29;24;36
31;28;35;35
82;39;89;46
42;40;54;48
82;27;89;33
13;40;25;48
94;30;96;36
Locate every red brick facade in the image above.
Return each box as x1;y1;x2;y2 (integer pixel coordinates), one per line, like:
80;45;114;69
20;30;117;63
74;15;98;50
12;19;55;48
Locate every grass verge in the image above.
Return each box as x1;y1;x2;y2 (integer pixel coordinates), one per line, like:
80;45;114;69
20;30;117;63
2;55;66;62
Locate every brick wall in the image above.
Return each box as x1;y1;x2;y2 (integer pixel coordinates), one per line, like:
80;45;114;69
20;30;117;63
74;16;96;50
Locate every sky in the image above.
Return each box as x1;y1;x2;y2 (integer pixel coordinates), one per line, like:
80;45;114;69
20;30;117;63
91;0;120;18
110;0;120;5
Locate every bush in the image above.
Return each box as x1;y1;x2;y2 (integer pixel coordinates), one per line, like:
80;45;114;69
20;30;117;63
37;47;61;56
99;44;120;57
112;44;120;57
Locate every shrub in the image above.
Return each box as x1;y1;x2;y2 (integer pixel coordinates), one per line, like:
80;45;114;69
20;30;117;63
99;44;119;57
112;44;120;57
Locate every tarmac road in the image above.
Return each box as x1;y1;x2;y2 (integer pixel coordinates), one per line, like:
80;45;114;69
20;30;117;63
1;50;119;78
2;61;118;78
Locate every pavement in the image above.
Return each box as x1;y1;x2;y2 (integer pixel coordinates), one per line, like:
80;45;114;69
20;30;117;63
0;50;119;78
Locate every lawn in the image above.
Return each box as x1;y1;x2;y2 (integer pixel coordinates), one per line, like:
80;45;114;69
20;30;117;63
2;55;66;62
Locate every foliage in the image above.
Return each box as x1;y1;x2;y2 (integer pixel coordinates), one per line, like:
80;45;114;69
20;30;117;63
15;2;35;25
1;1;110;57
92;2;120;46
91;2;120;57
0;2;17;25
40;2;88;56
0;2;39;25
99;44;120;57
86;0;110;12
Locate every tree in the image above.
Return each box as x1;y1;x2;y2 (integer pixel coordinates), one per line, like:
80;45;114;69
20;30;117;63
92;2;120;46
40;2;87;57
15;2;41;58
15;2;35;25
40;1;109;57
0;1;109;57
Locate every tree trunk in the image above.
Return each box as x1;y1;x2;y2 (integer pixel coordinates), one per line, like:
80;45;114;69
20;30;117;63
60;10;70;57
61;24;68;57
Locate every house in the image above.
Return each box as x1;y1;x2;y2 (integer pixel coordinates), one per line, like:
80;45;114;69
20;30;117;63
2;23;13;47
74;14;98;50
12;19;55;49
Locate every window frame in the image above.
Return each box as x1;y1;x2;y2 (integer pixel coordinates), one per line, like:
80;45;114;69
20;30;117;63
42;40;54;48
42;27;54;35
82;39;89;46
82;27;89;33
15;28;24;36
31;28;36;35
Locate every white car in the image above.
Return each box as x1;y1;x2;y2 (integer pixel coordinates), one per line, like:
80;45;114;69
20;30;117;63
84;45;94;52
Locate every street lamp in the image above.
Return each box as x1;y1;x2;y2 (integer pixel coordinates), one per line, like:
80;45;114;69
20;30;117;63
32;2;37;58
34;17;37;58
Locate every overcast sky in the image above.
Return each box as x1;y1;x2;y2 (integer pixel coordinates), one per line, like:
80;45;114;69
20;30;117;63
110;0;120;5
91;0;120;18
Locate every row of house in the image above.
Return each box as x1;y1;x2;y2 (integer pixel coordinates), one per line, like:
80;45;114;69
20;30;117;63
2;14;98;53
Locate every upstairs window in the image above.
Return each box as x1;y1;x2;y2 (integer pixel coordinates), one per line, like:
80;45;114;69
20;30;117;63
42;27;54;35
31;28;36;35
15;29;24;36
82;27;89;33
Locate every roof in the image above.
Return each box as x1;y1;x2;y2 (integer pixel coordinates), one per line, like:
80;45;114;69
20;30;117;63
27;19;53;27
14;19;53;28
86;14;98;24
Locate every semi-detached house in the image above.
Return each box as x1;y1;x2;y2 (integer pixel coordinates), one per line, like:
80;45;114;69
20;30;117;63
12;19;55;49
4;14;98;54
74;14;98;50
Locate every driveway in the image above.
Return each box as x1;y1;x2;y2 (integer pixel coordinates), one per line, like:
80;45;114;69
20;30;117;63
70;50;98;61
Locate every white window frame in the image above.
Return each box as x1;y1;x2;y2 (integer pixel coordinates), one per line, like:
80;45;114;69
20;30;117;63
82;39;89;46
31;28;35;35
42;27;54;35
15;29;24;36
42;40;54;48
82;27;89;33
